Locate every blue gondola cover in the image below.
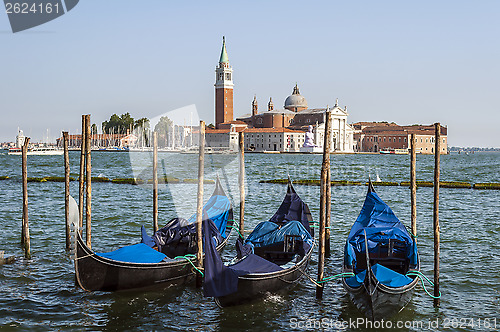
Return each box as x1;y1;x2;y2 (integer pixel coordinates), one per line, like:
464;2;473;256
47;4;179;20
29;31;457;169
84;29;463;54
344;187;418;272
345;264;413;288
96;243;167;263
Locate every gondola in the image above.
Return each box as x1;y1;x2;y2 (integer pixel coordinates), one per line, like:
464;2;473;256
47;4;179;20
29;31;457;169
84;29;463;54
203;179;314;307
341;180;419;320
71;177;234;292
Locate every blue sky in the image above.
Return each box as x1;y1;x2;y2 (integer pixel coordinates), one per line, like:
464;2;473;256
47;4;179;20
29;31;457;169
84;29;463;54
1;1;499;147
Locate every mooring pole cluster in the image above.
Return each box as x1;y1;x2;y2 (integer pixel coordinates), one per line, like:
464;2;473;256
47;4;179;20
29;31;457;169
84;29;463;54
316;109;332;299
195;121;206;288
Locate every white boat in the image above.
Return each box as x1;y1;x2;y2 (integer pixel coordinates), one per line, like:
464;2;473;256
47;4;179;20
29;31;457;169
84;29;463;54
8;129;63;155
8;146;63;156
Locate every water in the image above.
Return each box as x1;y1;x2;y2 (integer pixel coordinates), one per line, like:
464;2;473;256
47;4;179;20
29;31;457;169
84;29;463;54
0;151;499;331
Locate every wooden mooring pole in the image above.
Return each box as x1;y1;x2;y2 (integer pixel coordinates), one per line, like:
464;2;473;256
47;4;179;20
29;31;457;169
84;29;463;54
410;133;417;239
21;137;31;259
85;114;92;249
63;131;71;250
78;115;86;233
433;123;441;307
153;132;158;233
238;132;245;237
316;109;332;299
195;121;205;288
324;111;332;257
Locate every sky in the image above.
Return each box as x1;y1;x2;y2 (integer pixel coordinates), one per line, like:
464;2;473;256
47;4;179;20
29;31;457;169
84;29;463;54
1;1;499;147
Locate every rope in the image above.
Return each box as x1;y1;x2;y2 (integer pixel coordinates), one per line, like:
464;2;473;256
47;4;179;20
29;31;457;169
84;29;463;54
309;221;333;230
310;224;333;230
298;268;322;287
406;271;441;299
317;272;355;284
174;254;204;277
228;220;244;239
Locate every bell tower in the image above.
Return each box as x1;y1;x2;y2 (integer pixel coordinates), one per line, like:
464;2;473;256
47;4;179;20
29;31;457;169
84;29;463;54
215;36;234;128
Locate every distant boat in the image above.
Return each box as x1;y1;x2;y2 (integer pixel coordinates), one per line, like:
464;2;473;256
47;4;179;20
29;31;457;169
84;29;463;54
8;129;63;155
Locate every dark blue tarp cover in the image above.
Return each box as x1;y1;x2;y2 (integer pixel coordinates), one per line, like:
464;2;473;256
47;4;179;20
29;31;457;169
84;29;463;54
203;217;240;297
344;187;418;272
245;220;313;249
269;182;312;235
186;194;232;238
345;264;413;288
203;218;283;297
96;243;167;263
141;180;232;258
203;180;312;298
151;217;223;258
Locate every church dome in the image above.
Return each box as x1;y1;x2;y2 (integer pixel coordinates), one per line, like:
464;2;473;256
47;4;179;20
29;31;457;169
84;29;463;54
284;84;307;111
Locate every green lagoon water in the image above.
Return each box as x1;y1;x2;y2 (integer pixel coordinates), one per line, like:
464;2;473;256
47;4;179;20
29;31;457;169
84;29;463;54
0;151;499;331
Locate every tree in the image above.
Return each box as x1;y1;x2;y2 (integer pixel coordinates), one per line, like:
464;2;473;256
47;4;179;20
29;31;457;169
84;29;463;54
102;113;135;134
91;124;98;135
134;117;150;130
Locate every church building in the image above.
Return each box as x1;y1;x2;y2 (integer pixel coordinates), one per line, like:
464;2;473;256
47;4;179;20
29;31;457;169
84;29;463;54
206;37;355;153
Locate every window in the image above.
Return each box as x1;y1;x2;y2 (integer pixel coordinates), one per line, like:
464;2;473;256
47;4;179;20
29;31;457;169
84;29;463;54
225;73;231;80
389;137;391;142
306;119;311;123
383;137;386;142
399;137;401;142
443;138;445;143
404;138;407;142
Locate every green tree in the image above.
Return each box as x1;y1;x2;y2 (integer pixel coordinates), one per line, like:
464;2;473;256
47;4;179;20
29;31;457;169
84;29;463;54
134;117;150;130
102;113;135;134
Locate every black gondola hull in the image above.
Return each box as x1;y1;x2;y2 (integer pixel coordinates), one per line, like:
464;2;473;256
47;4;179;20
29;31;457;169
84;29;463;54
342;271;419;320
74;231;230;292
214;246;313;307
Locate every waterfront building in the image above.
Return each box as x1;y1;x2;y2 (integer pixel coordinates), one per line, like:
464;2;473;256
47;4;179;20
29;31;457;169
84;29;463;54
206;37;354;153
236;91;355;152
353;122;448;154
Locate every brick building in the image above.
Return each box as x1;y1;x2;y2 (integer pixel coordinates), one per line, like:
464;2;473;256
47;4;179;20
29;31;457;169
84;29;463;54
353;122;448;154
